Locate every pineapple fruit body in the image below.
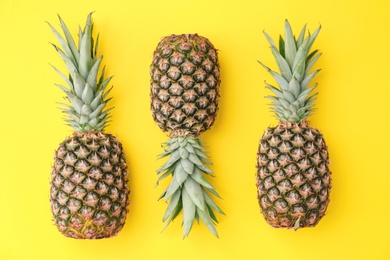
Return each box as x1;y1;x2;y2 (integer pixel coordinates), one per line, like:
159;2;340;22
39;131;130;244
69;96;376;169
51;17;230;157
150;34;224;237
256;121;330;229
256;20;331;230
150;34;220;137
51;131;129;239
48;13;129;239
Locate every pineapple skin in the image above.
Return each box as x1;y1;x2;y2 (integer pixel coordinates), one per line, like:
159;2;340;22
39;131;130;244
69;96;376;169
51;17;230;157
150;34;220;137
50;131;129;239
256;121;331;229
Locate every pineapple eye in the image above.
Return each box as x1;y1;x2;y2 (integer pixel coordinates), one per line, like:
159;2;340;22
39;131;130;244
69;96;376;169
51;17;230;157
95;181;109;194
169;52;185;66
189;50;204;65
159;46;174;57
291;204;307;214
267;187;281;197
159;75;172;89
179;61;196;75
98;196;112;211
259;195;271;208
274;198;288;210
158;58;170;73
167;67;182;81
88;166;103;179
178;75;195;89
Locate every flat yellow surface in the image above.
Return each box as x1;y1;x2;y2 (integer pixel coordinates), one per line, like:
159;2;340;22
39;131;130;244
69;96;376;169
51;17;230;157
1;0;389;259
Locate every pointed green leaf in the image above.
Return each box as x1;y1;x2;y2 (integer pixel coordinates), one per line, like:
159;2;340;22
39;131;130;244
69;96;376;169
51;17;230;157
292;37;310;79
81;83;94;104
190;168;214;189
81;104;92;115
162;189;181;222
305;52;321;77
184;142;196;154
50;64;73;91
58;15;79;64
175;162;189;185
288;76;301;98
301;70;320;92
284;19;297;67
156;166;174;185
78;14;92;78
157;149;181;174
202;189;224;215
89;90;102;110
197;207;218;238
87;56;102;92
79;114;89;124
279;35;285;58
164;178;181;202
307;25;321;52
282;90;296;104
188;153;203;167
47;22;76;65
184;177;205;211
263;31;277;48
270;45;292;81
89;103;105;119
68;95;84;114
179;147;189;159
51;44;77;77
182;188;196;237
205;187;222;199
258;61;289;91
72;70;86;97
162;198;182;232
181;159;194;175
296;24;307;47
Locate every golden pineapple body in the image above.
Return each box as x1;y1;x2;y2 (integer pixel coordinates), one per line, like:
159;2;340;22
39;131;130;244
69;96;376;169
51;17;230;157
51;131;129;238
256;121;330;229
150;34;220;137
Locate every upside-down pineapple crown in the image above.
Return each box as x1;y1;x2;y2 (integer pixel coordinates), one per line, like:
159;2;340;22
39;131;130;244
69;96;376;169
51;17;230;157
260;20;321;123
48;12;113;132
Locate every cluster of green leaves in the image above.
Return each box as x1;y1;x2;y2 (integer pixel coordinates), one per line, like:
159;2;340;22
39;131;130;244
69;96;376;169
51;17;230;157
156;136;224;238
48;13;113;132
259;20;322;123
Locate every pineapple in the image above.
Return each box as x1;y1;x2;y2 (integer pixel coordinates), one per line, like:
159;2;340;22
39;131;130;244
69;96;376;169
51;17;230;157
150;34;224;237
256;20;331;230
48;13;129;239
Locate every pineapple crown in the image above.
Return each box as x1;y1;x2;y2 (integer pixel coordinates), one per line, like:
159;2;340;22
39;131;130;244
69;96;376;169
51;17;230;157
48;12;113;132
259;20;321;123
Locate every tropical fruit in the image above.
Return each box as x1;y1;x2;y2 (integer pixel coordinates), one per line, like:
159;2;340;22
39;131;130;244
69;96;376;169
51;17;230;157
48;13;130;239
150;34;224;237
256;20;331;229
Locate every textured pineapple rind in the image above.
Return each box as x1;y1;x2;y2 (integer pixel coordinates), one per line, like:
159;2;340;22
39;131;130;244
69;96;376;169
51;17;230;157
50;131;130;239
156;136;224;238
256;121;331;229
150;34;221;137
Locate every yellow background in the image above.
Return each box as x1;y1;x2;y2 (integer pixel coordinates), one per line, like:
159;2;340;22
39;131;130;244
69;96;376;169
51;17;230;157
1;0;389;259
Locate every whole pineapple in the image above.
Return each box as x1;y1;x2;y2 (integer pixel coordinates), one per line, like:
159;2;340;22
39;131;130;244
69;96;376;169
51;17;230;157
256;20;331;230
150;34;224;237
48;13;130;239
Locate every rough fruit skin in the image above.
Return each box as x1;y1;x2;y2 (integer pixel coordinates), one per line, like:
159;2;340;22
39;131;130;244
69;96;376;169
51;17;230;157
50;131;129;239
256;121;331;229
150;34;220;137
